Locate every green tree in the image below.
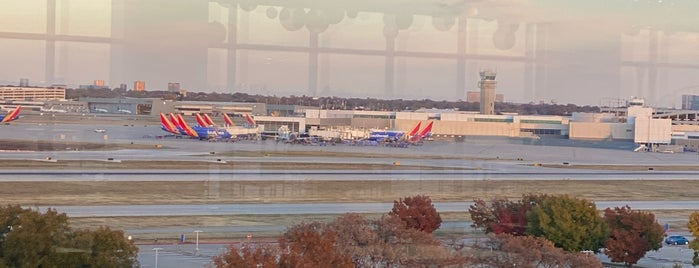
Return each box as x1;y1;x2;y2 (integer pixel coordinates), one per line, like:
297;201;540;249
71;226;139;268
389;194;442;233
0;206;137;268
2;208;72;267
527;195;608;252
603;206;664;266
688;211;699;266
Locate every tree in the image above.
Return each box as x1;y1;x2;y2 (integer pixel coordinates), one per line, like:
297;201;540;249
603;206;664;266
468;197;533;235
278;222;354;268
0;206;137;268
2;208;72;267
213;244;280;268
527;195;608;252
688;211;699;266
70;226;139;268
469;234;603;268
389;195;442;233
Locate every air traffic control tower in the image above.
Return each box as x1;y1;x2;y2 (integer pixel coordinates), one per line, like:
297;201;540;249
479;70;497;115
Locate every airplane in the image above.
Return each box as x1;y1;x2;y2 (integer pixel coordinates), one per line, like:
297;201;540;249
0;105;21;123
366;121;421;142
117;109;132;114
160;113;180;134
93;108;108;113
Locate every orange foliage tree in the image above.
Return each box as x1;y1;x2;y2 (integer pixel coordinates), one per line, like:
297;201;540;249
389;194;442;233
603;206;664;266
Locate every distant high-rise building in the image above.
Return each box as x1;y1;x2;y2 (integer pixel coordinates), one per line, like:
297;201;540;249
168;82;181;92
19;78;29;87
94;80;105;86
134;81;146;91
119;83;128;91
466;91;504;103
682;95;699;110
478;70;497;115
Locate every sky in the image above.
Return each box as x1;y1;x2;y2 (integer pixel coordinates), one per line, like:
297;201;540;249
1;0;699;108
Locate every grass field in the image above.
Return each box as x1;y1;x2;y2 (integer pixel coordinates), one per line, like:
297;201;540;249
2;138;698;241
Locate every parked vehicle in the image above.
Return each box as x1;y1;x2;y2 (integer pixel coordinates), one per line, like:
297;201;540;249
665;235;689;245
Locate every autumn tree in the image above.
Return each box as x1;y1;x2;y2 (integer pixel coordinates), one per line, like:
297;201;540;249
278;221;354;268
603;206;664;266
213;244;280;268
527;195;608;252
389;194;442;233
468;197;533;235
688;211;699;266
470;234;603;268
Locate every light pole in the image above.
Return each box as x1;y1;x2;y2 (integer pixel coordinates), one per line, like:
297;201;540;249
194;230;203;256
152;247;163;268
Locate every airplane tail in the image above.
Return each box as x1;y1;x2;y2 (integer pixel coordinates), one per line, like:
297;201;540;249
223;113;234;127
1;105;21;123
195;113;208;127
414;121;433;141
160;113;179;134
203;114;216;126
406;122;422;140
245;114;256;126
169;113;182;129
176;114;199;138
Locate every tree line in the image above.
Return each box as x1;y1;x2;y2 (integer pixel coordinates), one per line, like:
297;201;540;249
66;88;600;116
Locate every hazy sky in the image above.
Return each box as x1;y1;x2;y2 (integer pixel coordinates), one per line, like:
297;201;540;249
1;0;699;107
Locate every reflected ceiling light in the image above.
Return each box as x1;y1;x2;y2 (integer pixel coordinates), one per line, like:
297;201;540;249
266;7;278;19
432;15;456;31
305;9;330;33
279;8;306;31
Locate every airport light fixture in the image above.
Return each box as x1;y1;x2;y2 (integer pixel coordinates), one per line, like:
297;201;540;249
194;230;203;255
152;247;163;268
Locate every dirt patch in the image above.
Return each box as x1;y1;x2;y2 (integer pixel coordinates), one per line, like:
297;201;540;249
0;139;155;151
4;180;696;206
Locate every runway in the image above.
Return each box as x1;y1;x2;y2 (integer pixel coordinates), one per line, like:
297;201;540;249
39;201;699;218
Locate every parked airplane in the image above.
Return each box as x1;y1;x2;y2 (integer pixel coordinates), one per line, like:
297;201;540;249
117;109;132;114
93;108;108;113
0;105;21;123
160;113;180;135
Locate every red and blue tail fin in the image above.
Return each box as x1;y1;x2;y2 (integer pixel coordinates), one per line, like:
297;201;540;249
223;113;234;127
203;114;215;126
0;105;21;123
407;122;421;139
160;113;179;134
177;114;199;138
414;121;433;141
195;113;208;127
245;114;256;126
